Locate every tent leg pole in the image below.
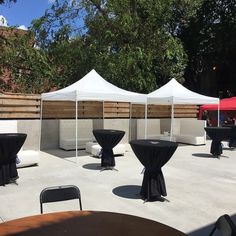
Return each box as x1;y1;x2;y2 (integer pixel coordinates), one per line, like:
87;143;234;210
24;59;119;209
129;103;132;142
170;103;174;141
39;99;43;151
217;102;220;127
102;101;104;129
144;102;148;139
75;96;78;163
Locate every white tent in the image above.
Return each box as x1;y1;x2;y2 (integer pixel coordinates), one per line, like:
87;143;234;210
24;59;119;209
41;69;146;159
42;69;146;103
145;78;219;138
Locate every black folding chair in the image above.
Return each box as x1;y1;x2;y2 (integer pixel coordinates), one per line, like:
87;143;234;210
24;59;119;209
209;214;236;236
40;185;82;214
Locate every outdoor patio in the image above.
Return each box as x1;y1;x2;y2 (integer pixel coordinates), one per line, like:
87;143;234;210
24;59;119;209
0;140;235;235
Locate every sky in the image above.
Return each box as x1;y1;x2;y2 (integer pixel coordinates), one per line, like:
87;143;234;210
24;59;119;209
0;0;55;29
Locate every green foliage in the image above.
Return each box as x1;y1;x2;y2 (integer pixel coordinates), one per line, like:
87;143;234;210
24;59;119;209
31;0;83;49
0;30;58;93
2;0;203;93
180;0;236;91
0;0;16;4
78;0;195;92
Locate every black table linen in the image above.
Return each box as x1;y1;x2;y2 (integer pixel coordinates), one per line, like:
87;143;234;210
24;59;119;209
93;129;125;168
130;139;178;202
223;125;236;148
0;133;27;186
204;127;231;157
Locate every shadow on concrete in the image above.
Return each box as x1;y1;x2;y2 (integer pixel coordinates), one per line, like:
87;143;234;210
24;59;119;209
218;155;230;158
188;213;236;236
41;149;89;164
223;147;236;151
82;163;101;170
192;153;229;159
42;149;86;158
112;185;141;199
176;143;191;147
192;153;214;158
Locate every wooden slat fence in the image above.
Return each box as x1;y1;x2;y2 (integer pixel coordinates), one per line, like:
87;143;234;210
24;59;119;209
42;101;103;119
0;94;40;119
0;94;199;119
104;102;130;118
131;104;198;118
174;105;199;118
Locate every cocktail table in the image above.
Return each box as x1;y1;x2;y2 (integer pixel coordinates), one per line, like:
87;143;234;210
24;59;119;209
93;129;125;169
0;211;186;236
130;139;178;201
223;125;236;148
0;133;27;186
204;127;231;157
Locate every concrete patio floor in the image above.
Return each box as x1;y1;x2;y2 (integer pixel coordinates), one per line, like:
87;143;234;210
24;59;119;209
0;140;236;235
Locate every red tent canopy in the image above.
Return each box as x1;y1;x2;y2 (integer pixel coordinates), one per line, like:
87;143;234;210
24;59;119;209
199;97;236;119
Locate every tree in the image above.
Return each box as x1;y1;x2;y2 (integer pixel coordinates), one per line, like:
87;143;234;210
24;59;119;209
80;0;189;92
31;0;202;93
1;0;202;93
180;0;236;96
0;0;16;4
0;30;58;93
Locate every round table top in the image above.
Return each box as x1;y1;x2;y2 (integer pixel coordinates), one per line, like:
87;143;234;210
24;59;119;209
93;129;125;150
0;133;27;139
204;126;231;140
129;139;178;172
0;211;186;236
93;129;125;135
204;126;231;131
0;133;27;163
130;139;178;148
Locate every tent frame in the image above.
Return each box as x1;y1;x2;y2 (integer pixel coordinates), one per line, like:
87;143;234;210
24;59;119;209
144;79;219;140
41;69;146;162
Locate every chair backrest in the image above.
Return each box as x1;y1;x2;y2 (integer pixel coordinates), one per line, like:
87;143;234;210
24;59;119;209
209;214;236;236
40;185;82;214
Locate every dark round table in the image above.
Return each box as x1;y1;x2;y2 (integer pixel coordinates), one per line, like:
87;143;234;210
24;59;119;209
0;133;27;186
93;129;125;168
204;127;231;157
223;125;236;148
130;139;178;202
0;211;186;236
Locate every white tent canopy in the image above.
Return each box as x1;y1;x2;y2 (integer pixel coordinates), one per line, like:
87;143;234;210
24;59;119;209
147;78;219;105
145;78;219;139
42;69;146;103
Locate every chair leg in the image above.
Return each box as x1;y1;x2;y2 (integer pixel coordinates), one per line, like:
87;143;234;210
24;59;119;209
79;199;82;210
209;226;216;236
40;203;43;214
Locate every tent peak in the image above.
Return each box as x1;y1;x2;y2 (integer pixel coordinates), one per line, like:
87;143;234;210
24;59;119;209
41;69;146;103
147;77;219;105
